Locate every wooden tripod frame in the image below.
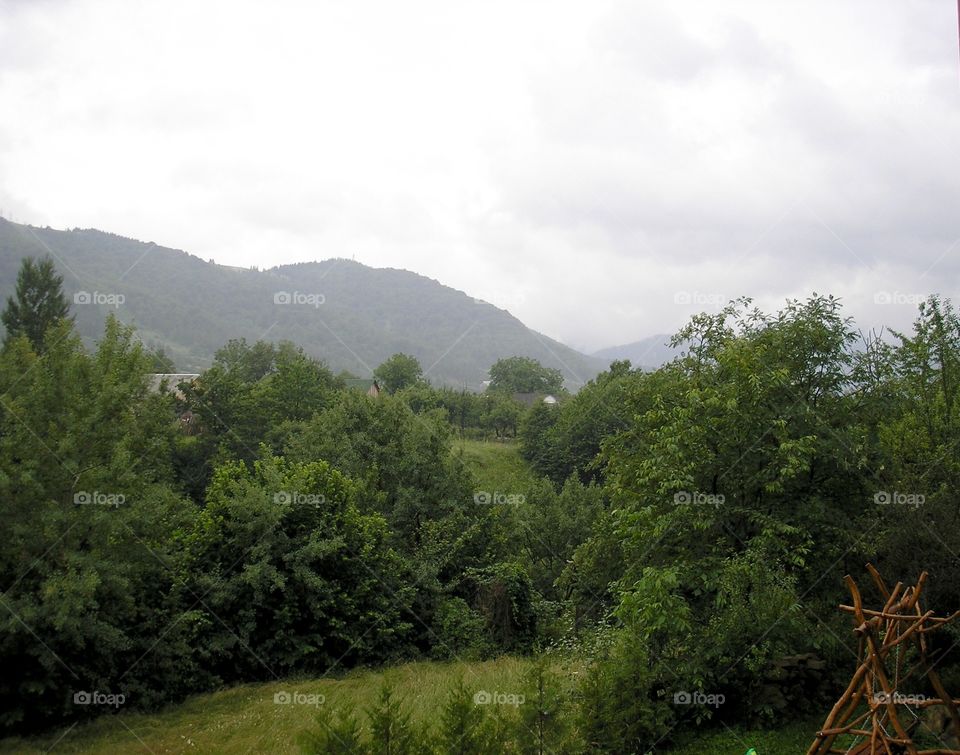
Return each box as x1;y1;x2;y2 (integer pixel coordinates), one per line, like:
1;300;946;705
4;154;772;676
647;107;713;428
808;565;960;755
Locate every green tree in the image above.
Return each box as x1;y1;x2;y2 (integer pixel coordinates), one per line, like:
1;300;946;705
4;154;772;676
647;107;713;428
298;706;367;754
282;391;474;550
577;630;673;752
518;477;606;601
515;658;575;754
374;353;424;394
574;296;868;732
213;337;276;381
487;356;563;395
396;382;441;415
534;359;637;483
257;341;342;423
482;394;522;438
459;563;537;652
182;453;415;681
177;339;341;494
437;679;494;755
1;256;71;352
871;296;960;609
518;403;561;477
557;508;624;629
436;388;483;436
0;316;201;733
367;682;419;754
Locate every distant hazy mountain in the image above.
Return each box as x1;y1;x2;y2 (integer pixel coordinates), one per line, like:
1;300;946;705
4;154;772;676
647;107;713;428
0;219;606;389
592;334;678;370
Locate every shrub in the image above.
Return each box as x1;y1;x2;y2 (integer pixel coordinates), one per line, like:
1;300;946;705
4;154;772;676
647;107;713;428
430;598;490;661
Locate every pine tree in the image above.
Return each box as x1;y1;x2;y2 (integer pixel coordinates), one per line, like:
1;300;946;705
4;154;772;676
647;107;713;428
367;683;418;755
514;657;573;755
1;256;71;352
297;705;367;754
437;679;493;755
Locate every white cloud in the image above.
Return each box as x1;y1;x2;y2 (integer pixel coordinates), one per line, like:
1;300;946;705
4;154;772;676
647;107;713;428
0;0;957;351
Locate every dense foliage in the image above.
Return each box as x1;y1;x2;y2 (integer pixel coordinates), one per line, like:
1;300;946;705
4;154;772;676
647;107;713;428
557;295;960;749
487;356;565;395
2;257;960;752
373;352;424;394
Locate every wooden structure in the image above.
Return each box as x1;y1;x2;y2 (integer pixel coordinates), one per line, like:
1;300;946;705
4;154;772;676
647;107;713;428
808;565;960;754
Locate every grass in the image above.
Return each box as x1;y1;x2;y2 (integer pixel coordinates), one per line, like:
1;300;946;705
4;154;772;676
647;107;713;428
455;438;538;493
1;655;829;754
0;657;555;754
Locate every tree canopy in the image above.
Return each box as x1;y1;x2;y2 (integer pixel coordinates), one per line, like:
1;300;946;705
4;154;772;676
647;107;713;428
488;356;564;395
374;352;424;393
1;256;71;352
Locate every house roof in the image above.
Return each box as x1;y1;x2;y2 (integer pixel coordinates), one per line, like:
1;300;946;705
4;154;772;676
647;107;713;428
512;392;560;407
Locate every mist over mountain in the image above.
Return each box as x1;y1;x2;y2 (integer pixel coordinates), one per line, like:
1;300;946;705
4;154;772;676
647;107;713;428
0;219;609;388
591;333;679;370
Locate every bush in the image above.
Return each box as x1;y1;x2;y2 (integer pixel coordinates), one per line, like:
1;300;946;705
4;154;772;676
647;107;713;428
430;598;490;660
436;679;495;755
515;657;577;754
577;631;673;752
298;706;367;754
368;683;419;755
182;454;415;682
460;563;537;653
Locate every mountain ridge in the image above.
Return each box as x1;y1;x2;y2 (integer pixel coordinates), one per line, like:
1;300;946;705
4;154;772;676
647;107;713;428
0;218;610;388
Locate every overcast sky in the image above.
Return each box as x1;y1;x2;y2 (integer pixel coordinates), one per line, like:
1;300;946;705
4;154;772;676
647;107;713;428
0;0;957;352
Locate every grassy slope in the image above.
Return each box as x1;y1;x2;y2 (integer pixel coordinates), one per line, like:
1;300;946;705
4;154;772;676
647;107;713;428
1;657;820;754
455;438;538;493
0;658;546;754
